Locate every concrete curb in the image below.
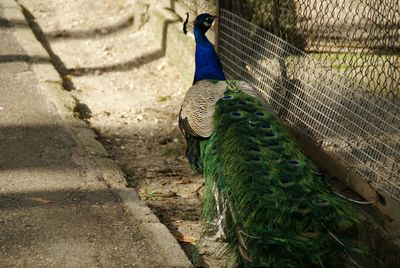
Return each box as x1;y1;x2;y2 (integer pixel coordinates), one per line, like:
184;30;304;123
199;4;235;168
0;0;192;266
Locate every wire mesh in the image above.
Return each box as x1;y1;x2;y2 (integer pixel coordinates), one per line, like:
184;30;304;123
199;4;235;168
220;0;400;103
218;8;400;201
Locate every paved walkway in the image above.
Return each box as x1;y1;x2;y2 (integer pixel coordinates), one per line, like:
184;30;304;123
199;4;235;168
0;1;190;267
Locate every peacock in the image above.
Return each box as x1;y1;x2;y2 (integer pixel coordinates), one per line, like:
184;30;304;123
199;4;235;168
179;13;365;267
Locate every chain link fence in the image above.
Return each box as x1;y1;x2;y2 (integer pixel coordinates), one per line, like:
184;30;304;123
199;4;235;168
220;0;400;102
217;1;400;202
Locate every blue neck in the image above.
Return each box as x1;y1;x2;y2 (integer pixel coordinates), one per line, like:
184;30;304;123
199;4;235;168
193;27;225;84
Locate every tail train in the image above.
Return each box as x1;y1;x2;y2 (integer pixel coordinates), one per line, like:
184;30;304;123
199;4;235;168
199;81;364;267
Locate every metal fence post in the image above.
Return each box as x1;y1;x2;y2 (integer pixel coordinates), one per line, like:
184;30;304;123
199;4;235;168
215;0;221;53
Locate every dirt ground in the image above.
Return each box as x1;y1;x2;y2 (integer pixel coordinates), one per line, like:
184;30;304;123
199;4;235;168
19;0;224;266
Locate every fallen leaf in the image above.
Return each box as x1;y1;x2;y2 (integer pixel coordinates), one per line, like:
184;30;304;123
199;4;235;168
63;75;72;81
159;167;172;174
181;206;196;212
161;191;177;198
176;234;197;244
29;197;52;204
178;178;191;184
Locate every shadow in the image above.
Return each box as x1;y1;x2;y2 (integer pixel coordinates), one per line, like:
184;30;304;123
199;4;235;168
0;17;28;28
0;124;79;171
0;106;112;172
221;0;306;51
0;188;121;210
277;78;309;136
21;6;74;91
0;187;162;266
147;201;209;267
371;46;400;56
19;3;178;79
94;125;208;266
0;54;49;63
73;97;92;120
68;50;164;76
45;15;135;40
67;16;179;76
169;0;176;10
298;19;400;54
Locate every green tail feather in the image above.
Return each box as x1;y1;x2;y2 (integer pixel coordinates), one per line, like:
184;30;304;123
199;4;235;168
199;81;365;267
185;135;203;173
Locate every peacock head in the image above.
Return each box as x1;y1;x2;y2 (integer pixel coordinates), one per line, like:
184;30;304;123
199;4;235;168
183;13;216;35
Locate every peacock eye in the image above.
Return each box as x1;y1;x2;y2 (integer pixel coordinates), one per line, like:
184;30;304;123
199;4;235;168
203;21;212;27
203;17;214;26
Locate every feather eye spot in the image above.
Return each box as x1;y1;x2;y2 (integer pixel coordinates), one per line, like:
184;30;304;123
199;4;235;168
230;111;243;118
264;140;279;146
254;111;265;118
281;173;292;183
287;159;300;166
222;95;233;100
261;123;271;129
264;131;276;138
249;155;262;163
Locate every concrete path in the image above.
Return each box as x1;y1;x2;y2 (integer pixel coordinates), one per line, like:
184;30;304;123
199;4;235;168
0;0;190;267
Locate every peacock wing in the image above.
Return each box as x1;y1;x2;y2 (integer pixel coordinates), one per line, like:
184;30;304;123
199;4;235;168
180;80;227;138
234;80;259;98
180;80;268;138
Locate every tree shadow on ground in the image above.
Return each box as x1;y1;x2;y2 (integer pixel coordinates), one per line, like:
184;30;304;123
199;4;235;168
45;15;135;40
